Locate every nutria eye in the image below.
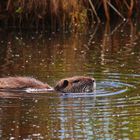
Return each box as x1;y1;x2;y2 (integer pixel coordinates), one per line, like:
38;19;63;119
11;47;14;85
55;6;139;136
73;80;80;83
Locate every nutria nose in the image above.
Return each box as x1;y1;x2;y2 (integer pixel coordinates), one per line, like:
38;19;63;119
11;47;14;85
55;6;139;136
92;78;95;82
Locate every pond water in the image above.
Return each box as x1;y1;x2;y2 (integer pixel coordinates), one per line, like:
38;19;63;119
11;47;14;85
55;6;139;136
0;21;140;140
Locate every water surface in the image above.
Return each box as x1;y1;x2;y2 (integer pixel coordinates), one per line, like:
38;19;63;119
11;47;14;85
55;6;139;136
0;21;140;139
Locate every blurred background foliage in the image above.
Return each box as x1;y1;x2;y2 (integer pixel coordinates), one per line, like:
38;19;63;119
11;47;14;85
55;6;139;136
0;0;139;30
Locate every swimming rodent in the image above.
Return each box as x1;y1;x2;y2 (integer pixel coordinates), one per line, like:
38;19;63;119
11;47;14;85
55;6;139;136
55;76;96;93
0;76;95;93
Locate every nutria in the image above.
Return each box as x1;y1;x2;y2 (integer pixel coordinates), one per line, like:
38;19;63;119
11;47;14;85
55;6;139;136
55;76;96;93
0;77;52;90
0;76;95;93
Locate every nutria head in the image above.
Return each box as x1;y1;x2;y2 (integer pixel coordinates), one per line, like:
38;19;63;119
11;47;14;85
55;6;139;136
55;76;96;93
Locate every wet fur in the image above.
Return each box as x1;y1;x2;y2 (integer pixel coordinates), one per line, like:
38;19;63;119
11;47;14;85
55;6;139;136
0;76;95;93
55;76;95;93
0;77;52;89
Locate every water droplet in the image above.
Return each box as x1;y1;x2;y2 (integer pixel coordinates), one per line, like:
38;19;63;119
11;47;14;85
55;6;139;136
120;64;125;67
74;48;77;51
34;100;38;103
9;137;15;140
31;36;35;40
15;36;19;40
8;41;11;45
32;133;41;136
34;116;38;119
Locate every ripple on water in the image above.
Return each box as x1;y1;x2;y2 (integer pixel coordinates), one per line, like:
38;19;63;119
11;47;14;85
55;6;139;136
14;73;138;98
60;79;135;98
0;73;138;99
54;74;140;139
0;73;139;140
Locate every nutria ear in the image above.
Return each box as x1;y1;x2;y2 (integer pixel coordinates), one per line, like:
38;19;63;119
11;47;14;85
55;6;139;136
55;80;68;91
62;80;68;88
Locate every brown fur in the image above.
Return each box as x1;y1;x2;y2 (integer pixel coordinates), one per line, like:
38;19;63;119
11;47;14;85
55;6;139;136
0;76;95;93
55;76;95;93
0;77;52;89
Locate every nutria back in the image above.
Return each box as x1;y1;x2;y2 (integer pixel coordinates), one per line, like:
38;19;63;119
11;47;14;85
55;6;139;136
0;77;52;90
55;76;96;93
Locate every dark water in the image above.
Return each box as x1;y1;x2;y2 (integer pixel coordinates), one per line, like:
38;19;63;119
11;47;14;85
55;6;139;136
0;21;140;140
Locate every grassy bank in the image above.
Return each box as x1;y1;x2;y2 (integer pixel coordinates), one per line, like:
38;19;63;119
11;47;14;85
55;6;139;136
0;0;138;29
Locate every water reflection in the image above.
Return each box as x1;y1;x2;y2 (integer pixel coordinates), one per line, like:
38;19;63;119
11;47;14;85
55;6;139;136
0;21;139;79
0;21;140;139
0;93;61;139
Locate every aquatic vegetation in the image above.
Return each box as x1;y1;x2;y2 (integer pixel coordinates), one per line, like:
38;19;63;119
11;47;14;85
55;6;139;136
0;0;138;29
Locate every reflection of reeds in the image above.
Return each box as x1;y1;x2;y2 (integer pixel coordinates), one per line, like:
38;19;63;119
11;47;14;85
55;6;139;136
0;19;139;76
0;0;137;28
